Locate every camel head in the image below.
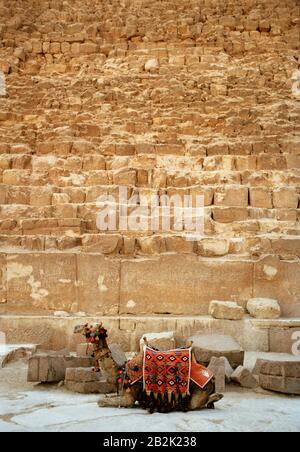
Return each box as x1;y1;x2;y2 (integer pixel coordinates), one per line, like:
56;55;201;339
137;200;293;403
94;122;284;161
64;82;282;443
74;322;109;349
74;323;88;334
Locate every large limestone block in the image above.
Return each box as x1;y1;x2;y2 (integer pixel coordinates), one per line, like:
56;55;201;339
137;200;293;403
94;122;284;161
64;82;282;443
258;360;300;378
65;379;115;394
249;188;273;208
208;356;234;383
140;331;176;352
120;255;253;315
214;186;249;207
197;239;229;257
208;357;228;393
209;301;244;320
254;257;300;317
81;234;121;254
65;367;101;382
6;254;77;313
247;298;281;319
260;375;300;395
189;334;244;368
269;328;300;354
76;254;120;315
213;207;249;223
273;188;298;209
28;354;93;382
271;238;300;259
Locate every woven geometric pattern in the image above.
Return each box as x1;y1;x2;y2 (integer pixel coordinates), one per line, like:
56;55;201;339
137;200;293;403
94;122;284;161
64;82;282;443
143;346;191;396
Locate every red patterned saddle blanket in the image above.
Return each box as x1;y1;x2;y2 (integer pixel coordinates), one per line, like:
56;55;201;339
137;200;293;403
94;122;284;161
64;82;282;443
126;346;214;396
143;347;192;396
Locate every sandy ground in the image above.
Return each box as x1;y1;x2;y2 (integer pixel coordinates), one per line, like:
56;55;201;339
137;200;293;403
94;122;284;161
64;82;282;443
0;361;299;433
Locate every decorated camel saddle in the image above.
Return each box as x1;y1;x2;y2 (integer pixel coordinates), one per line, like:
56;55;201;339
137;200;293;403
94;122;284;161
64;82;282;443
75;323;223;413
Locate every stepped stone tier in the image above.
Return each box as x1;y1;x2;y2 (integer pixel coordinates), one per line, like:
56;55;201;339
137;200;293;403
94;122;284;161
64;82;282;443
0;1;299;349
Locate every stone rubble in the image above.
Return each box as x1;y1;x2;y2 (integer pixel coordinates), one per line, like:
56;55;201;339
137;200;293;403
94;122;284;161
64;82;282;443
209;300;245;320
208;357;227;393
65;367;116;394
231;366;259;389
247;298;281;319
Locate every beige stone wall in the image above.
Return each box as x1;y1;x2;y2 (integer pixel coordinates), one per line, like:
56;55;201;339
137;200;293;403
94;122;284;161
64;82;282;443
1;314;299;353
0;0;299;319
0;252;299;317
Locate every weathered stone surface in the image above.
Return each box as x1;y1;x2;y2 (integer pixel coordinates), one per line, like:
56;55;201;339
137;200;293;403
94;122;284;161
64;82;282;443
0;0;299;344
231;366;259;389
209;301;244;320
6;254;77;313
269;328;300;354
208;357;231;392
65;367;116;394
259;374;300;395
54;311;70;317
247;298;281;319
27;354;93;382
120;256;253;315
65;380;116;394
76;254;120;315
197;239;229;257
214;186;249;207
253;258;300;318
140;331;176;352
273;188;298;209
145;59;159;73
249;188;273;208
259;360;300;378
189;335;244;368
76;343;94;357
252;359;266;376
65;367;101;382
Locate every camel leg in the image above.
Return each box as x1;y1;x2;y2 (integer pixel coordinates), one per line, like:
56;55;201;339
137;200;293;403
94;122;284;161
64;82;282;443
189;388;209;410
206;393;224;408
98;392;136;409
92;359;101;373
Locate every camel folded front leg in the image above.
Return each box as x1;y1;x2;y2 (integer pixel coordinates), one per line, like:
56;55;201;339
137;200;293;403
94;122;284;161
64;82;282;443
98;392;137;409
206;393;224;409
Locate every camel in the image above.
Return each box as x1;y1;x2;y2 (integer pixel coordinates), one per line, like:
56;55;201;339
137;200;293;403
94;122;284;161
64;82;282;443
74;323;223;412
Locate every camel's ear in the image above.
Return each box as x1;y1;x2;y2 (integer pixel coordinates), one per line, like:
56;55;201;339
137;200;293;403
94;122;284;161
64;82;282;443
186;340;193;348
143;337;148;345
